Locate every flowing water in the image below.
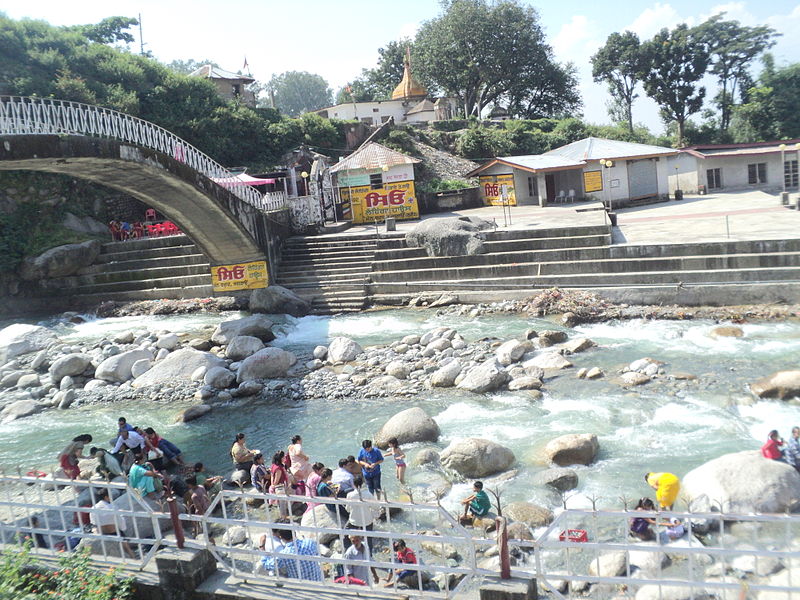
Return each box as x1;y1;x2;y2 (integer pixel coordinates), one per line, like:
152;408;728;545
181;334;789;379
2;309;800;517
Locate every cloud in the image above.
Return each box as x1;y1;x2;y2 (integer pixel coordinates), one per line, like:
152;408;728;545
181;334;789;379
625;2;689;38
397;22;419;40
766;5;800;65
552;15;594;61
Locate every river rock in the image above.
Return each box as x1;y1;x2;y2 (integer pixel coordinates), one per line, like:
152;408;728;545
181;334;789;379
628;357;662;373
132;348;225;388
327;337;363;363
562;337;595;354
204;366;236;389
300;504;342;544
457;359;510;393
749;370;800;400
18;239;101;280
155;348;169;361
1;399;45;423
682;450;800;513
711;326;744;338
177;404;212;422
586;367;604;379
430;360;462;388
495;340;529;365
402;334;421;345
155;333;179;351
544;433;599;466
111;492;176;538
57;389;77;409
523;352;572;370
211;315;274;345
249;285;310;317
507;521;533;541
95;349;152;383
48;353;92;383
537;330;568;347
620;371;651;386
588;551;627;577
533;467;579;491
130;359;152;379
426;338;451;353
508;376;542;391
635;585;701;600
0;324;58;363
385;360;411;380
236;347;297;382
440;438;515;478
222;525;248;545
112;331;135;344
16;373;40;388
83;379;107;391
188;338;212;351
628;543;671;574
504;501;554;528
225;335;265;361
405;216;492;257
415;448;440;466
231;381;263;397
375;407;441;449
313;346;327;360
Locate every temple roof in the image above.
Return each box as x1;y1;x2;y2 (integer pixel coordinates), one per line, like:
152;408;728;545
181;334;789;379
391;48;427;101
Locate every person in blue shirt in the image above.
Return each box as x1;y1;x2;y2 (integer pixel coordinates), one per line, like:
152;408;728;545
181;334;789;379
274;529;324;582
357;439;384;499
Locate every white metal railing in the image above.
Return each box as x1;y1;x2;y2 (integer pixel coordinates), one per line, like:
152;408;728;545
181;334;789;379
0;96;287;212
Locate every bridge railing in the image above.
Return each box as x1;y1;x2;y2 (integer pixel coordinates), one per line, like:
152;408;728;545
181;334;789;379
0;96;287;212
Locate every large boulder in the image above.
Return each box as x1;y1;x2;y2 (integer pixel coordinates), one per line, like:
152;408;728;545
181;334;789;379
533;467;579;491
0;324;58;363
236;347;297;382
544;433;599;466
750;370;800;400
430;360;463;388
204;366;236;389
457;359;510;393
440;438;516;478
211;315;274;345
176;404;212;422
327;337;363;363
95;349;153;383
249;285;310;317
375;407;441;449
48;353;92;383
495;340;529;366
504;501;554;528
588;551;627;577
224;335;265;361
62;212;108;236
132;348;225;388
1;399;45;423
18;239;101;281
523;352;572;371
405;216;493;257
111;492;176;538
682;450;800;513
300;504;345;545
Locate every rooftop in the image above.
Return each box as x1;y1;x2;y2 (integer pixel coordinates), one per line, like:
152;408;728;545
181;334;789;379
189;64;255;83
683;139;800;158
545;137;677;162
330;142;421;173
465;155;585;177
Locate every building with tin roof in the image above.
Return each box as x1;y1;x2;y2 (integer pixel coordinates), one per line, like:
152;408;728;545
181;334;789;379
189;64;256;107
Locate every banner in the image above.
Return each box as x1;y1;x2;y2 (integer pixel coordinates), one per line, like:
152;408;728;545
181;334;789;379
211;260;268;292
479;174;516;206
344;180;419;224
583;170;603;193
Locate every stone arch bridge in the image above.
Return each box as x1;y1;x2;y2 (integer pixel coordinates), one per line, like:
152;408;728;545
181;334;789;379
0;96;285;272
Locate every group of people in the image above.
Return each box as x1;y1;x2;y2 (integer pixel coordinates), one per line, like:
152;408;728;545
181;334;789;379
629;471;684;542
761;428;800;470
108;219;143;241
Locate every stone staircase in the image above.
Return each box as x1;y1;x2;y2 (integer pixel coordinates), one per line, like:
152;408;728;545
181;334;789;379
49;235;213;306
276;233;402;314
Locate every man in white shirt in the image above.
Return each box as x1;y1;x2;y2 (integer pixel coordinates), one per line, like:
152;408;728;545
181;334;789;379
90;489;134;558
332;458;355;493
112;429;145;456
346;476;380;551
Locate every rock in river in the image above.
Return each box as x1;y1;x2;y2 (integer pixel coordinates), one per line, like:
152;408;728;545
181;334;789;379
440;438;515;478
132;348;225;388
236;347;297;382
749;370;800;400
457;359;510;393
544;433;599;466
211;315;274;345
327;337;363;363
374;407;441;449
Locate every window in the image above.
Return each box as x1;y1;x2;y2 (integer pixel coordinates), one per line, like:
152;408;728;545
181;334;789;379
372;108;379;113
369;173;383;189
785;160;799;188
231;83;241;97
748;163;767;184
707;168;722;189
360;117;373;125
381;115;391;123
527;176;537;197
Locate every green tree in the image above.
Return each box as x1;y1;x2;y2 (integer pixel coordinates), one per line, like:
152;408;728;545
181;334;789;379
337;39;420;103
640;23;710;147
591;31;644;133
267;71;332;117
695;14;777;132
506;60;581;119
67;16;139;44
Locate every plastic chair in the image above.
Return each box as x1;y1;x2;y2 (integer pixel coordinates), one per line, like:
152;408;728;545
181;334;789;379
556;190;566;204
164;222;179;236
146;224;160;237
568;189;576;202
155;223;168;236
144;208;157;221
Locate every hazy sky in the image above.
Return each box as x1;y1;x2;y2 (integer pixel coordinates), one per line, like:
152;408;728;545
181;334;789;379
5;1;800;132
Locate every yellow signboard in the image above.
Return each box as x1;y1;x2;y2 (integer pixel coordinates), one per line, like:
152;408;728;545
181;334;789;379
211;260;269;292
479;174;516;206
583;170;603;193
344;180;419;224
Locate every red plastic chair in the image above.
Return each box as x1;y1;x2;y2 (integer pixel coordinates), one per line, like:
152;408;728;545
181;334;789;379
145;208;157;221
165;222;180;235
155;223;168;236
146;224;160;237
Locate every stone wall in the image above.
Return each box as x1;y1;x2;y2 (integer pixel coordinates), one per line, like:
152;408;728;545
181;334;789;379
420;186;483;213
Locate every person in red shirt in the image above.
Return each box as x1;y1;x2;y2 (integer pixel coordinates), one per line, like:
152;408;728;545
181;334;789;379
761;430;786;461
383;539;418;587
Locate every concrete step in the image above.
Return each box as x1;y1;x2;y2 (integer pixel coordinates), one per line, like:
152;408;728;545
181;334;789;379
278;266;371;280
56;264;210;287
97;244;200;263
53;273;212;295
100;234;192;253
370;251;800;283
79;253;209;275
69;284;215;305
279;253;377;268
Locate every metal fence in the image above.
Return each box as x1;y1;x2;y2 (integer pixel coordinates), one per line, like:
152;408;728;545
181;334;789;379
2;473;799;599
0;95;286;212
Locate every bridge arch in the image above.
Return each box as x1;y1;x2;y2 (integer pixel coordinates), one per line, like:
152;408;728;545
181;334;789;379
0;96;283;268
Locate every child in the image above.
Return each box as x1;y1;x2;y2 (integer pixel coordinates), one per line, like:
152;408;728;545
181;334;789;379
461;481;492;523
383;539;418;587
630;498;656;541
384;437;407;485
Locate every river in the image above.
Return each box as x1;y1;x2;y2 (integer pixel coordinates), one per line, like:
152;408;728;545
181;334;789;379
2;308;799;516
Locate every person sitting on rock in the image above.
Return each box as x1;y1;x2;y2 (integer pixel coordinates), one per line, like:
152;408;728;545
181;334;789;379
90;447;123;480
761;430;787;462
143;428;184;468
461;480;491;522
230;433;257;483
645;472;680;510
786;427;800;471
383;539;419;588
630;498;656;541
90;488;135;559
193;462;222;494
128;454;162;498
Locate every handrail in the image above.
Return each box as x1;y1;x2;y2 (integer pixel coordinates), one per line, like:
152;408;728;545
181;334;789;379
0;96;286;212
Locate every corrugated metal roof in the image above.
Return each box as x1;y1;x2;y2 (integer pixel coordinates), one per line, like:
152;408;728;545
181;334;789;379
545;137;677;161
189;64;255;82
465;155;585;177
690;142;800;158
406;99;435;115
330;142;420;173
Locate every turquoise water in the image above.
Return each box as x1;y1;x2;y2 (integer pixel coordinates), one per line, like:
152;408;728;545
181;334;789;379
2;309;799;516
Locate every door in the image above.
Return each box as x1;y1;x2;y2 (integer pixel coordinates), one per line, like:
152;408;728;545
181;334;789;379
628;158;658;199
545;173;556;204
706;168;722;189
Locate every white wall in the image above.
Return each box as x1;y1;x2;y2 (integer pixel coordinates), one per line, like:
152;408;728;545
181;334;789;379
323;100;408;125
667;154;699;194
701;154;785;191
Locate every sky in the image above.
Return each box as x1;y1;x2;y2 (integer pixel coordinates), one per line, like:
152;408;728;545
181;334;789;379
5;0;800;133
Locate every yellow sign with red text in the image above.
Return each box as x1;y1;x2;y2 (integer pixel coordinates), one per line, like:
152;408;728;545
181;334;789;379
479;174;517;206
344;180;419;224
211;260;269;292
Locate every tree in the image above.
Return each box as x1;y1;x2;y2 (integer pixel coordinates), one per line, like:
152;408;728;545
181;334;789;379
165;58;219;74
640;24;710;147
68;16;139;44
591;31;643;133
337;39;419;104
267;71;332;117
695;14;777;132
505;60;581;119
414;0;573;118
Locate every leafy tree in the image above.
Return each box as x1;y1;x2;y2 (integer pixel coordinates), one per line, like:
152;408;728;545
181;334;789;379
695;14;777;132
591;31;643;133
337;39;422;103
165;58;219;74
730;85;777;142
68;16;139;44
506;60;581;119
640;24;710;147
267;71;332;117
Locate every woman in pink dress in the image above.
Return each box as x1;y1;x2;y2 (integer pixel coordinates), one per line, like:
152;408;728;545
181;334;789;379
288;435;312;488
304;462;325;512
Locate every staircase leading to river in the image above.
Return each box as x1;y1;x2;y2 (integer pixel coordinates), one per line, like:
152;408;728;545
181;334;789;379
49;235;213;306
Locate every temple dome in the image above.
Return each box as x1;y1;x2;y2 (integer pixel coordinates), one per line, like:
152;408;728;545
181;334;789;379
391;48;427;101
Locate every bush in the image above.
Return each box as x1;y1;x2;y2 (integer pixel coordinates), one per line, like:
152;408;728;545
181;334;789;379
455;127;514;159
431;119;469;132
382;130;418;155
418;178;474;194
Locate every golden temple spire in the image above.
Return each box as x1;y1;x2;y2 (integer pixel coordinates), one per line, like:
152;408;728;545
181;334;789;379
391;47;427;101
